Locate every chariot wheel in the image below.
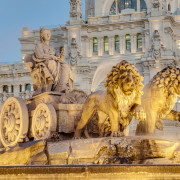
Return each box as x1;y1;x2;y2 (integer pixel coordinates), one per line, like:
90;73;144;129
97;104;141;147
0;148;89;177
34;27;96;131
0;97;29;147
32;103;57;140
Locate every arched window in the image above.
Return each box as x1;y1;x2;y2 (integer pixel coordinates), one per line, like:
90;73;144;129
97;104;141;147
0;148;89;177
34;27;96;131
140;0;147;11
11;85;14;93
104;36;109;53
19;85;22;92
126;34;131;50
93;37;98;53
25;84;31;91
137;33;143;51
110;0;146;14
110;1;117;15
168;4;171;11
115;35;120;51
3;85;8;93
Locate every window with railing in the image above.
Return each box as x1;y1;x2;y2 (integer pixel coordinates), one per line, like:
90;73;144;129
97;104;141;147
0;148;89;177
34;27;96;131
104;36;109;53
126;34;131;51
137;33;143;51
93;37;98;53
115;35;120;51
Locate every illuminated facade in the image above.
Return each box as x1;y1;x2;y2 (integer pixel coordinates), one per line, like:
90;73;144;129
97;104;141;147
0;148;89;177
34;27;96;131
18;0;180;93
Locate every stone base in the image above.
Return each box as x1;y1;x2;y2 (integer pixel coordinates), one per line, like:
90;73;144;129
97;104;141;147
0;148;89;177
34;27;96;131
1;136;180;165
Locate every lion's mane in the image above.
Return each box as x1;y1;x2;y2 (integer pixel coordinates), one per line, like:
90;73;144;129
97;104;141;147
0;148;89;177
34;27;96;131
151;66;180;94
104;60;144;98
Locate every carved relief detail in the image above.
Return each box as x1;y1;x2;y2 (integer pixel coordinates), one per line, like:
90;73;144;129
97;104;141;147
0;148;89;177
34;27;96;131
0;97;29;147
149;30;165;60
67;38;81;66
70;0;82;18
32;103;57;140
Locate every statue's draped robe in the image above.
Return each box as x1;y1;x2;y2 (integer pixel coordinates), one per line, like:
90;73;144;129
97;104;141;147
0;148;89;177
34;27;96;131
32;42;73;91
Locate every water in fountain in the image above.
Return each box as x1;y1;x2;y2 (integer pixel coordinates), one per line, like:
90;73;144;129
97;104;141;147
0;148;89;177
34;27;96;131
91;60;121;92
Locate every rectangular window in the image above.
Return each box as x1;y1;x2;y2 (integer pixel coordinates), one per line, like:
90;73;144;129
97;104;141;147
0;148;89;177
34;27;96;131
93;37;98;53
126;34;131;50
115;35;120;51
104;36;109;52
137;33;143;50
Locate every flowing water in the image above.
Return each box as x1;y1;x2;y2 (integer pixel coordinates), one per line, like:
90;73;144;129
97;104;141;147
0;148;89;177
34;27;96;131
91;60;121;92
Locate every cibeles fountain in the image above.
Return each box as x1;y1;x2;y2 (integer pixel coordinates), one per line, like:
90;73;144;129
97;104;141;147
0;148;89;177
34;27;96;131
1;28;180;176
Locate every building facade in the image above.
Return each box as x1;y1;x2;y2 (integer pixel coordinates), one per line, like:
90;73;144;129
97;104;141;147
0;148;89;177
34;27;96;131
19;0;180;93
0;63;33;108
1;0;180;137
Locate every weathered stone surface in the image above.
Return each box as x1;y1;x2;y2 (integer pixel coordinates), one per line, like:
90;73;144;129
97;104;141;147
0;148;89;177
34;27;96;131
47;136;180;165
1;136;180;165
68;138;111;165
47;141;70;165
0;140;46;165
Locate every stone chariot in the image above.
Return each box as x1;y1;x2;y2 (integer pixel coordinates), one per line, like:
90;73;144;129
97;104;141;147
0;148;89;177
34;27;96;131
0;92;83;148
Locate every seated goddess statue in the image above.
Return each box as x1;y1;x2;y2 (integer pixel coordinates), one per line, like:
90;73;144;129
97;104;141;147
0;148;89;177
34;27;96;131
25;28;73;96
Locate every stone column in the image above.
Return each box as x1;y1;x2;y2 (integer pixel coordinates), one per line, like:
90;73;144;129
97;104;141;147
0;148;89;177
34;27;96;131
137;0;140;12
31;84;34;91
8;85;12;93
144;31;150;56
98;37;103;56
131;34;137;53
142;34;145;53
89;38;93;57
13;85;20;97
0;86;3;93
109;36;114;55
120;36;125;54
22;84;26;92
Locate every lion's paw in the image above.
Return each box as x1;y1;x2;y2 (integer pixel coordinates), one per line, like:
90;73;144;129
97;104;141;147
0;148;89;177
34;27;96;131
134;106;146;121
111;131;124;137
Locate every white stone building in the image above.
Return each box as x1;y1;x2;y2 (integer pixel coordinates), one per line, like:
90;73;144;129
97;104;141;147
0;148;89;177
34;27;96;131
1;0;180;137
19;0;180;93
0;63;33;108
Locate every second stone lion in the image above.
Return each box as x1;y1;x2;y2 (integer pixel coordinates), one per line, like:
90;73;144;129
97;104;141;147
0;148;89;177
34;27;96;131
74;60;146;138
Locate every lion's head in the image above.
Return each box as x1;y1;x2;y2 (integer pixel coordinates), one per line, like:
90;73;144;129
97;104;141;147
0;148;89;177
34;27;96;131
151;66;180;95
104;60;144;97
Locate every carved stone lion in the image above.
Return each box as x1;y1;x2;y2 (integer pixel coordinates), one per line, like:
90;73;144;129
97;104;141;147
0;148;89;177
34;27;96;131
136;66;180;135
74;60;145;138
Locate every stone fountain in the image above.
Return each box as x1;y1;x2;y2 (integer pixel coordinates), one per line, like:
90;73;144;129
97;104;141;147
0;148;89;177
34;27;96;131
0;28;180;178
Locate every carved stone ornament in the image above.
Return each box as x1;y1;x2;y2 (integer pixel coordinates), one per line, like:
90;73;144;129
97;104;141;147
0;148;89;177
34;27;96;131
32;103;57;140
149;30;165;60
0;97;29;147
67;38;81;66
152;0;160;8
70;0;82;18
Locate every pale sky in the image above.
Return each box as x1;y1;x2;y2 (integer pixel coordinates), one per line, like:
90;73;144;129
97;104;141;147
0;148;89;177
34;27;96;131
0;0;85;64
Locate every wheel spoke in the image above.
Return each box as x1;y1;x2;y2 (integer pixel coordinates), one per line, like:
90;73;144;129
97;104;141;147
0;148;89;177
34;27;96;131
16;119;21;125
15;125;20;131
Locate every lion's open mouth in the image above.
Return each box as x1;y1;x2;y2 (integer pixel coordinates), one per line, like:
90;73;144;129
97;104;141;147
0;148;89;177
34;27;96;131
123;89;133;95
